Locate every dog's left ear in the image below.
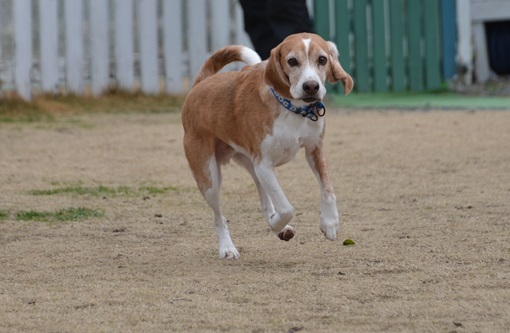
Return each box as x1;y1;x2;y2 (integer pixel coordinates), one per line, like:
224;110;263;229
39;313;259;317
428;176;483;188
264;45;291;97
326;41;354;95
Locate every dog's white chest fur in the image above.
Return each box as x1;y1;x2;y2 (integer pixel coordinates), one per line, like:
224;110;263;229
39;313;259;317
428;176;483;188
260;110;324;166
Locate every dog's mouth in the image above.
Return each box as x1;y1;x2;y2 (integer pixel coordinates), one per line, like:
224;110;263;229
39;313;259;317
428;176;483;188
302;97;319;103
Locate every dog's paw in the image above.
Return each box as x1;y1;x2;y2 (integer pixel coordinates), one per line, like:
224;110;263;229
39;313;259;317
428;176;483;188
219;246;240;260
277;225;295;241
320;218;339;241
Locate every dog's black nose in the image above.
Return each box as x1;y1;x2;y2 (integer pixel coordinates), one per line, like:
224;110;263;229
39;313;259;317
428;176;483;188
302;81;320;95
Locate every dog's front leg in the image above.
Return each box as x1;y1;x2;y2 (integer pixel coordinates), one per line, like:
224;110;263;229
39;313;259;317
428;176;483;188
253;162;295;238
305;145;339;240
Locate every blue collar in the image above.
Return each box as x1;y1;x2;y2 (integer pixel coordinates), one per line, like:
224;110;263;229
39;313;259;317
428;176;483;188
270;88;326;121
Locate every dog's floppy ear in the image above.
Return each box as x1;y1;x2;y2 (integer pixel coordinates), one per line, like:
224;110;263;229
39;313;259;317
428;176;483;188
264;45;291;97
326;41;354;95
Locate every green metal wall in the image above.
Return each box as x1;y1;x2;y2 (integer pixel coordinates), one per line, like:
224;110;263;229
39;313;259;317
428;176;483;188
314;0;456;93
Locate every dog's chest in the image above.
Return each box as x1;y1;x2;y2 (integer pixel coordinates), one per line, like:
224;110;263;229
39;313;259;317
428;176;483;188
260;112;323;166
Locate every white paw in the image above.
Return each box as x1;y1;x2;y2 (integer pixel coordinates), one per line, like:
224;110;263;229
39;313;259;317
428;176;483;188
320;217;339;241
219;246;240;260
320;199;339;240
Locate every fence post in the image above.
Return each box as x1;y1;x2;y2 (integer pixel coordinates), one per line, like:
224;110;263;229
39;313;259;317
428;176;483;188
353;0;369;92
188;0;208;82
163;0;183;94
424;0;442;90
389;0;406;92
114;0;134;91
335;0;351;94
90;0;109;95
407;0;424;91
139;0;159;94
65;0;84;94
39;0;59;94
372;0;388;93
314;0;330;39
0;12;3;62
211;0;230;50
13;0;32;100
441;0;457;80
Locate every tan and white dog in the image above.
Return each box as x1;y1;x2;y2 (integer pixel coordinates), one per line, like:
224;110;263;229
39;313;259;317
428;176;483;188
182;33;353;259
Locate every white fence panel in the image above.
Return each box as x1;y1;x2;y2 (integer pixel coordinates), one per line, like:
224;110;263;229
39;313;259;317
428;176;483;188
187;0;208;83
13;0;32;100
163;0;183;94
90;0;109;95
212;0;230;51
39;0;59;93
139;0;159;94
65;0;84;93
0;0;255;100
114;0;135;91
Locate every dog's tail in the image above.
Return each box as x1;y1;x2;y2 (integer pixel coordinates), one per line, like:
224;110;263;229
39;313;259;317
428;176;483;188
192;46;262;87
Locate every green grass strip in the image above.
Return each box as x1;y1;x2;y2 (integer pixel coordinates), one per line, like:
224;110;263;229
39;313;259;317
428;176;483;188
16;207;104;223
28;185;178;197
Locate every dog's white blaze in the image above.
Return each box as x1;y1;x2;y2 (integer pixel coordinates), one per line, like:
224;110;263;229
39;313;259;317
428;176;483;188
240;46;262;65
302;38;311;53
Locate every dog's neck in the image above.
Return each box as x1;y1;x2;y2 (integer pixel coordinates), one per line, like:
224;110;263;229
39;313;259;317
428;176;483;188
269;88;326;122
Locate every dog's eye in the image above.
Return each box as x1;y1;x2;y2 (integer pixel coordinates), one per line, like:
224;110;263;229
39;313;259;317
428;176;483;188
287;57;299;67
318;55;328;66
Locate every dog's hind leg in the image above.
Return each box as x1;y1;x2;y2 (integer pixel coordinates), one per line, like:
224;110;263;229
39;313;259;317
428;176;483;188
184;137;239;259
204;157;240;259
232;154;275;221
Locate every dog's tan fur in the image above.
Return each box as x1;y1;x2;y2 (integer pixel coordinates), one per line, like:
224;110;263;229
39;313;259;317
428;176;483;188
182;33;353;259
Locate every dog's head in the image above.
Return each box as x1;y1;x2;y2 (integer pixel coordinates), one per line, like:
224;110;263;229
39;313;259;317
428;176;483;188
264;33;353;103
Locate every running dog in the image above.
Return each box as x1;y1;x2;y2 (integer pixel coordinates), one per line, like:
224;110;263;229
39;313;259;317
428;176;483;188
182;33;353;259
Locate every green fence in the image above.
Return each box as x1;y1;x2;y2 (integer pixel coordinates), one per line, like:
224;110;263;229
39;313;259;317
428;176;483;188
314;0;453;93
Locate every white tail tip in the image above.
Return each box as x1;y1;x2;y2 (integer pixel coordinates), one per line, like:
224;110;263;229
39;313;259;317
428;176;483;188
240;46;262;66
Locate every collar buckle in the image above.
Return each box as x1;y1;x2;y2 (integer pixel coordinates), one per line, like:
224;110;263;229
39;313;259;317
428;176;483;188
270;88;326;121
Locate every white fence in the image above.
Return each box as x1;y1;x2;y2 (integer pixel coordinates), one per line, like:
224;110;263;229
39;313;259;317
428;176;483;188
0;0;252;99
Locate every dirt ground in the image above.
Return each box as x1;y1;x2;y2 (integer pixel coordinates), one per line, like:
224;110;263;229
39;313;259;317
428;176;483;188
0;108;509;332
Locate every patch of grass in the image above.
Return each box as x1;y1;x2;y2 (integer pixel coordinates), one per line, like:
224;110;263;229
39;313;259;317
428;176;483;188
16;207;104;223
0;91;185;122
28;185;179;197
0;94;55;122
139;186;179;195
29;185;130;197
41;91;185;114
0;210;8;221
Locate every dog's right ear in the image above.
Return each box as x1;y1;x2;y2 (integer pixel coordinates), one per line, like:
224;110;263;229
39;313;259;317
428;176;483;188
264;45;291;97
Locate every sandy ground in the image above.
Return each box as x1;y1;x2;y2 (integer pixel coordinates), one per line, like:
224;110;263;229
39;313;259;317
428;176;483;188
0;109;509;332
